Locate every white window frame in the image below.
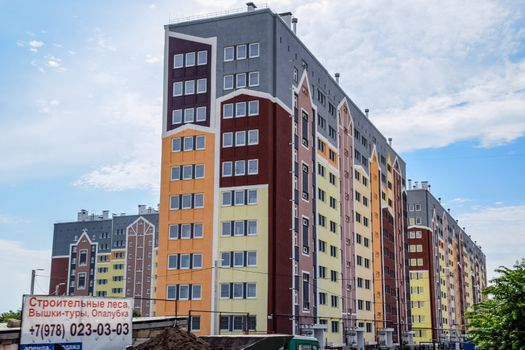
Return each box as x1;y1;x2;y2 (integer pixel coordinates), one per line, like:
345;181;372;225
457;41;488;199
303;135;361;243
173;81;183;97
168;254;178;270
232;283;244;299
185;80;195;95
247;220;257;235
183;136;193;151
233;251;244;267
193;223;203;238
173;54;184;69
77;272;86;290
195;164;204;179
221;252;231;267
248;100;259;116
196;78;207;94
234;160;245;176
224;75;234;90
182;165;193;180
223;46;234;62
170;195;180;210
222;162;233;177
236;73;247;88
180;224;192;239
169;225;178;240
249;42;260;58
192;284;202;300
235;102;246;117
235;131;246;146
197;50;207;65
246;283;256;298
195;135;205;150
223;103;234;119
184;108;194;123
222;222;232;236
172;109;183;124
247;251;257;266
181;194;192;209
234;221;245;236
167;285;177;300
185;52;195;67
196;106;206;122
220;283;230;299
249;71;259;87
248;129;259;145
172;138;182;152
179;254;191;269
223;132;233;148
222;191;232;206
247;189;257;205
193;254;202;269
247;159;258;175
194;193;204;208
178;284;190;300
234;190;245;206
236;44;247;60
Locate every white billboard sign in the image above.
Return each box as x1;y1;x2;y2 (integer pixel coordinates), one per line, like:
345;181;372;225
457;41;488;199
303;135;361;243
20;295;133;350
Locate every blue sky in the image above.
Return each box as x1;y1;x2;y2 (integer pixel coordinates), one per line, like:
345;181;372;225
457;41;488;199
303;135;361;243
1;0;524;312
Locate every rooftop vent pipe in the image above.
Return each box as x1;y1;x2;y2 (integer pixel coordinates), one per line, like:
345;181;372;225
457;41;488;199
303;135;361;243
364;108;369;118
292;18;298;34
246;2;257;11
388;137;392;146
335;73;340;84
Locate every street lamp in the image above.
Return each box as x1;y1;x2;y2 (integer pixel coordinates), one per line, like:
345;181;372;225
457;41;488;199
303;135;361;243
55;282;66;296
30;269;44;295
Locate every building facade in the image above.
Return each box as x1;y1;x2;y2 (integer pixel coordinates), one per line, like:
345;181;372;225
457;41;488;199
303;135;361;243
49;206;158;317
156;4;411;348
406;182;487;345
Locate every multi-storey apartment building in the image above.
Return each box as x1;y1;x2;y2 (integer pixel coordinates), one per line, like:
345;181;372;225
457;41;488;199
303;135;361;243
406;182;487;345
49;206;158;317
156;3;411;348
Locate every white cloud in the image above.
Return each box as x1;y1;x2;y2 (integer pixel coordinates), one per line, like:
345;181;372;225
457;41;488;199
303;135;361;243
145;54;160;64
44;56;65;72
28;40;44;52
0;214;31;225
0;241;50;311
36;99;60;114
459;204;525;280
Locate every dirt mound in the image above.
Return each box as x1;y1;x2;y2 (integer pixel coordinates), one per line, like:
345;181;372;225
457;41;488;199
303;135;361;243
131;326;212;350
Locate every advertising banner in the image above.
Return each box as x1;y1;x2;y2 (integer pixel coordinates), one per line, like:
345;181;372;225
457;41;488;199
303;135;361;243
19;295;133;350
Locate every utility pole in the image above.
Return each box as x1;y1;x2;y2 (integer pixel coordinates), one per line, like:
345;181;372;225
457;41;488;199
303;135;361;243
30;269;44;295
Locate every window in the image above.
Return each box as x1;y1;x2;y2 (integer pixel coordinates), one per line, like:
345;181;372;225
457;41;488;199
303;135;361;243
302;164;309;200
79;250;87;266
193;254;202;269
194;224;203;238
319;240;326;252
174;54;183;69
179;285;190;300
180;254;191;269
293;67;298;83
181;194;192;209
330;245;337;257
224;46;234;61
223;103;234;119
172;138;182;152
190;316;201;331
247;159;258;175
197;50;207;65
318;188;325;201
235;102;246;117
249;71;259;86
183;108;194;123
167;285;177;300
331;295;338;307
302;273;310;310
183;137;193;151
222;162;233;177
222;222;232;236
224;75;234;90
234;160;245;176
233;283;243;298
223;132;233;148
185;80;195;95
301;111;309;147
247;189;257;204
196;79;207;94
247;220;257;235
319;292;326;305
249;42;259;58
234;190;245;206
234;221;245;236
182;165;193;180
247;251;257;266
185;52;195;67
195;164;204;179
195;135;205;150
235;131;246;146
248;100;259;116
77;273;86;290
302;217;309;252
220;283;230;298
330;197;337;209
173;81;183;96
222;191;232;206
236;73;247;88
233;251;244;267
319;266;326;278
168;254;178;269
221;252;231;267
194;193;204;208
246;283;256;298
248;130;259;145
170;195;180;210
172;109;182;124
236;44;247;60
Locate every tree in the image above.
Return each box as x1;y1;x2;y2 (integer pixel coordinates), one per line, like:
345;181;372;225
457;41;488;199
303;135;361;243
0;310;21;322
466;259;525;350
